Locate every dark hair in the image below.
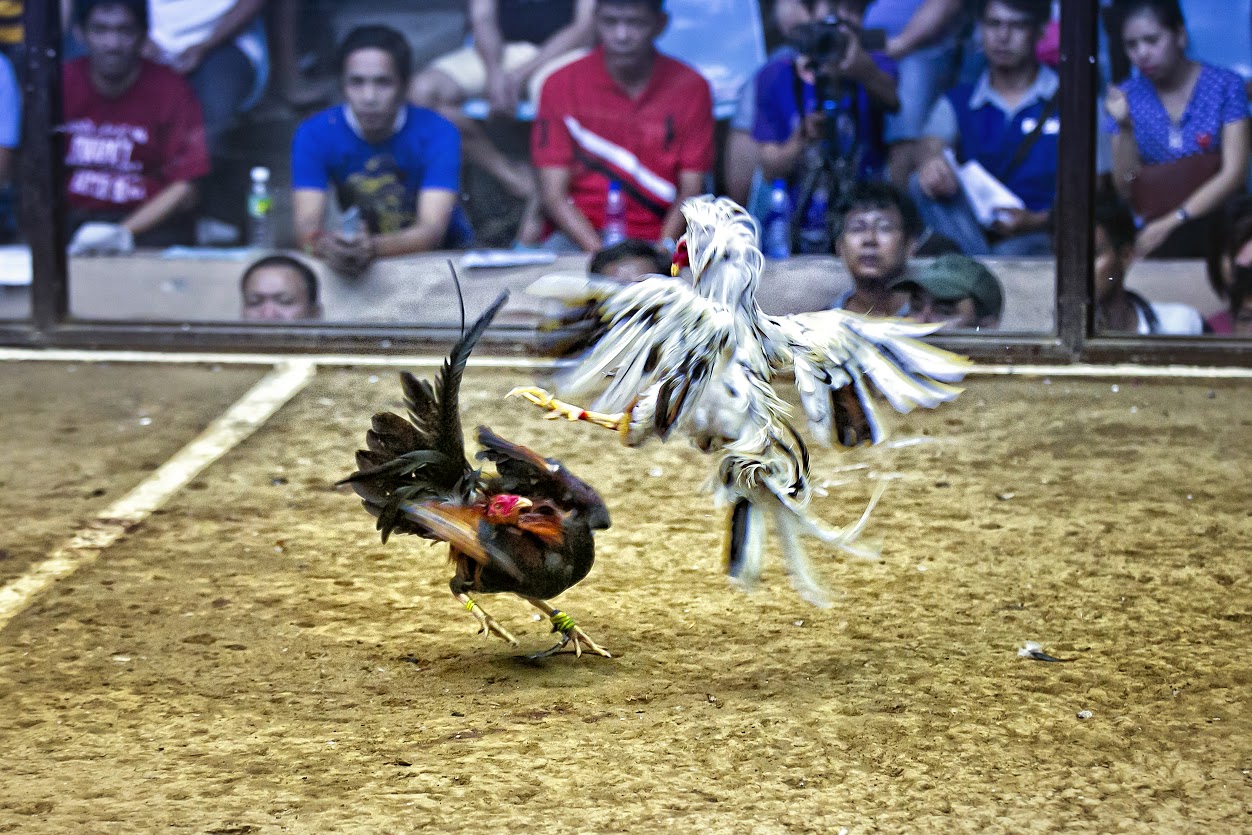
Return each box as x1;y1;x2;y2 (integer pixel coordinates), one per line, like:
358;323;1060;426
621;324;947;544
240;254;320;306
336;25;412;81
833;180;923;241
74;0;148;32
597;0;666;13
1093;191;1138;252
976;0;1052;27
1110;0;1186;33
589;239;668;276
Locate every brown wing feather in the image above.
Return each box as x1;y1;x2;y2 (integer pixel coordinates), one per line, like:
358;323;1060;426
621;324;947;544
399;502;526;582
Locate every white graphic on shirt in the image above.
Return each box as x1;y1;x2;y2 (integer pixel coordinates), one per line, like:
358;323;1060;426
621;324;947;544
64;119;150;204
563;116;676;203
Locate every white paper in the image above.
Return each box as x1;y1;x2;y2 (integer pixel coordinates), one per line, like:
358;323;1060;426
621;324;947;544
943;148;1026;228
459;249;559;269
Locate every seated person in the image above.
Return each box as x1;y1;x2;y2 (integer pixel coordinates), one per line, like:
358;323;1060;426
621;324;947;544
63;0;210;254
723;0;839;208
532;0;715;253
753;0;900;253
1204;195;1252;335
1093;193;1203;335
828;180;918;316
410;0;595;245
893;252;1003;329
1104;0;1249;259
0;50;17;242
589;237;668;280
910;0;1056;257
292;25;467;278
873;0;966;187
145;0;268;158
240;253;322;321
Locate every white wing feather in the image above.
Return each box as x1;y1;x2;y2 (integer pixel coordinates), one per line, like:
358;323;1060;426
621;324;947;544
769;308;971;445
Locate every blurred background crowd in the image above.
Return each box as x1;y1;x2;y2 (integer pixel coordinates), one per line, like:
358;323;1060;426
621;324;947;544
1;0;1250;337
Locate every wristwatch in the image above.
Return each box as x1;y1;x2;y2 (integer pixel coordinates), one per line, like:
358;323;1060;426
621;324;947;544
1175;207;1191;223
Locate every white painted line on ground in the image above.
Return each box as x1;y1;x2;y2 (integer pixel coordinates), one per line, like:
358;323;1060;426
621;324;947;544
0;360;316;631
1;347;1251;378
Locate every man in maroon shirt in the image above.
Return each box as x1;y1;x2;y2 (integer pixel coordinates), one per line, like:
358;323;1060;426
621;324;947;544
532;0;714;253
64;0;210;254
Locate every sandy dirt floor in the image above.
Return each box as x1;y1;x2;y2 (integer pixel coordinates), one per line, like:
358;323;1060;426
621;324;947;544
0;364;1249;833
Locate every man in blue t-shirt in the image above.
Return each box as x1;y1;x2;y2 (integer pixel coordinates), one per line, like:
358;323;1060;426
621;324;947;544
292;25;466;278
752;0;899;254
910;0;1056;256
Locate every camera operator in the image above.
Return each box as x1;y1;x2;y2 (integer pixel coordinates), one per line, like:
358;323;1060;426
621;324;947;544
752;0;899;254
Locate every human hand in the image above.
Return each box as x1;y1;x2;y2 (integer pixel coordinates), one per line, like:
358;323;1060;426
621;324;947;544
838;32;871;79
1135;217;1175;258
486;70;522;118
990;207;1044;237
917;155;959;199
68;222;135;256
1104;87;1130;129
317;232;374;278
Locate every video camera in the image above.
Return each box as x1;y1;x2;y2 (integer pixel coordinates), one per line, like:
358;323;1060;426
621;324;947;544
788;16;887;71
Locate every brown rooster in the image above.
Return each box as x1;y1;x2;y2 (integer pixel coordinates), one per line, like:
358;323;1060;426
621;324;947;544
339;291;611;658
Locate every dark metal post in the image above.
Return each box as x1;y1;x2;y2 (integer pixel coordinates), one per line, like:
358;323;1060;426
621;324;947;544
23;0;68;335
1054;0;1099;356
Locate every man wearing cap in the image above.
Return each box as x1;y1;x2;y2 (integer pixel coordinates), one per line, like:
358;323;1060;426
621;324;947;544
894;252;1004;330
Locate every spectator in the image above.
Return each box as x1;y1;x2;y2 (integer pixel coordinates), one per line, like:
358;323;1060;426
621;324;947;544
64;0;210;254
411;0;595;246
753;0;900;253
144;0;268;158
240;253;322;321
910;0;1057;257
1093;193;1202;335
723;0;828;209
1204;195;1252;335
1104;0;1250;259
291;25;467;279
893;251;1003;329
0;51;17;242
828;179;917;315
588;237;668;280
874;0;966;187
532;0;715;253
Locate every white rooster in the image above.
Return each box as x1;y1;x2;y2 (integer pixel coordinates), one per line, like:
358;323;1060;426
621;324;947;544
512;195;969;607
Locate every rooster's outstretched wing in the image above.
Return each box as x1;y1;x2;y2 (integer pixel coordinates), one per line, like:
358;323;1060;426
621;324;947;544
767;309;971;447
530;274;737;424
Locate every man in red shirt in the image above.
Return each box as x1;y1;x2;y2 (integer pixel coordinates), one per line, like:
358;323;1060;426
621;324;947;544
532;0;714;253
63;0;210;254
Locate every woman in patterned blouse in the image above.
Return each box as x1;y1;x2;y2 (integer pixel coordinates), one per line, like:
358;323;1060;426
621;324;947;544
1104;0;1250;258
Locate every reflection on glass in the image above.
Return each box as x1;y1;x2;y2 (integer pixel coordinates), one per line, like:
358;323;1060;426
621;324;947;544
59;0;1056;335
1096;0;1252;338
0;46;24;319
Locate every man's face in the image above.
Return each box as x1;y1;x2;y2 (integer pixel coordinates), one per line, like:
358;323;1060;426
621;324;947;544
82;4;144;83
838;205;911;287
242;266;319;321
1093;225;1129;303
906;289;982;328
342;48;404;138
979;1;1041;72
595;3;665;67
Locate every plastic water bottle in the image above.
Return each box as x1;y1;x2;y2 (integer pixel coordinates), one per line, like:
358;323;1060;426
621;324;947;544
798;182;830;255
602;180;627;247
246;166;274;249
762;179;792;259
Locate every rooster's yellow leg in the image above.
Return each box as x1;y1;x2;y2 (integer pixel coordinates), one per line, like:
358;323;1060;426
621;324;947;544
525;598;612;659
507;386;630;435
453;593;519;646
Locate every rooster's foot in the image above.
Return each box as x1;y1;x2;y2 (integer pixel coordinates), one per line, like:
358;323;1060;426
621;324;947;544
455;593;519;646
525;601;611;659
507;386;629;434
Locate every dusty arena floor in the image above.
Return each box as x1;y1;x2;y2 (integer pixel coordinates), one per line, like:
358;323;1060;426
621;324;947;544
1;361;1249;832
